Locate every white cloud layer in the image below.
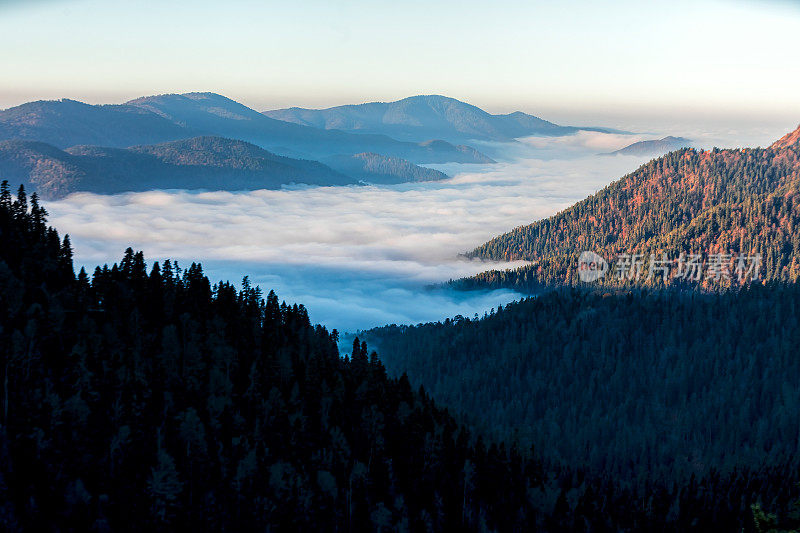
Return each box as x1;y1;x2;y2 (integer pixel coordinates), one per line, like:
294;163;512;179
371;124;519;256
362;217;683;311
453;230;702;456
43;124;781;332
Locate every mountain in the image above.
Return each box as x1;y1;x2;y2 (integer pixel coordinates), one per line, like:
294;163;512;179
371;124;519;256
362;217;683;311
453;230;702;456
0;136;359;200
0;98;193;148
605;135;692;156
773;124;800;148
125;92;492;163
264;95;618;143
323;152;450;184
0;93;493;165
0;191;537;531
1;182;794;531
459;125;800;292
362;285;800;521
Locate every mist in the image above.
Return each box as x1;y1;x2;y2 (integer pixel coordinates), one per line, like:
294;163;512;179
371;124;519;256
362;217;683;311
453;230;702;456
43;122;785;332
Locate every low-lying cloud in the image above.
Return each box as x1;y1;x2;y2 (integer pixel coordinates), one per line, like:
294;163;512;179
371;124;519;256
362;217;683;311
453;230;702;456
43;124;782;332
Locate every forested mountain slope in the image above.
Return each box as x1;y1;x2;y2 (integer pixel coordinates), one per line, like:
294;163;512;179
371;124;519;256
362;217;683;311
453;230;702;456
323;152;449;184
0;136;359;199
2;179;796;531
0;181;536;530
363;286;800;523
0;98;194;148
460;126;800;292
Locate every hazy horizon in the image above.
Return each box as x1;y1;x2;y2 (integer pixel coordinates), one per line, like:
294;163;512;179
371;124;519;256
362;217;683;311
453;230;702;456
1;0;798;123
1;89;796;151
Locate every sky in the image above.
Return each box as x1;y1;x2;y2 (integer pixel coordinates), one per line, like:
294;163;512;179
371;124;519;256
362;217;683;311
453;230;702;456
1;0;798;123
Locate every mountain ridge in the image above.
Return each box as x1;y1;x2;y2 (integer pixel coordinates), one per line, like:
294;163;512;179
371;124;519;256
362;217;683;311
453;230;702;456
322;152;449;184
264;94;620;143
772;124;800;149
125;92;493;163
606;135;692;156
0;93;493;165
0;136;360;199
0;98;195;148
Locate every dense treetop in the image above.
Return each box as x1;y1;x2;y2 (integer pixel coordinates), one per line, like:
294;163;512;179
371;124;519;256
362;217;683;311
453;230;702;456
460;126;800;292
2;179;799;530
364;284;800;530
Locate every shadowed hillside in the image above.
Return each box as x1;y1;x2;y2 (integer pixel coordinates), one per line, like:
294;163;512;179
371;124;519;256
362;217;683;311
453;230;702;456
323;152;449;184
0;136;358;199
6;181;799;530
362;286;800;531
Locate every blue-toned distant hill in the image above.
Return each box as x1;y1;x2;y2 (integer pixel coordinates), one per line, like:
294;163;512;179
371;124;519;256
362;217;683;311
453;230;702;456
264;94;619;143
0;136;360;200
0;98;194;148
126;93;492;163
605;135;692;156
0;93;493;165
323;152;449;184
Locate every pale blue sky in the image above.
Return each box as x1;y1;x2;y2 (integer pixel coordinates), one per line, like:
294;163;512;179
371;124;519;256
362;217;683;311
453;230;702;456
1;0;798;122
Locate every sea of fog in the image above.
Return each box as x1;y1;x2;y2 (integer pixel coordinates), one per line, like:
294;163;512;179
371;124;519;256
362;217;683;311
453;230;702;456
44;124;791;332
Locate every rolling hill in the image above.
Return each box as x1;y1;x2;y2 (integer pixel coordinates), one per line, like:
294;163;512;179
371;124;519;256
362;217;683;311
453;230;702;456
0;93;493;165
458;125;800;291
323;152;449;184
264;95;618;143
0;98;194;148
126;92;493;163
0;136;360;199
606;135;692;156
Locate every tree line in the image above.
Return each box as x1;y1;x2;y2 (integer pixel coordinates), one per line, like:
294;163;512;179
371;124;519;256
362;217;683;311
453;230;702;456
2;179;798;530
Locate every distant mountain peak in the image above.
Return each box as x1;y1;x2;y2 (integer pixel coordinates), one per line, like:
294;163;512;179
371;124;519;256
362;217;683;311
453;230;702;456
126;92;247;112
608;136;692;156
126;92;274;125
263;95;601;142
1;92;495;164
126;91;229;104
183;91;228;99
396;94;484;108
